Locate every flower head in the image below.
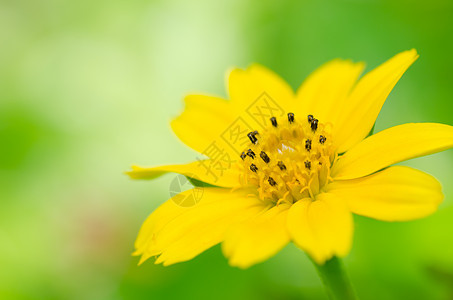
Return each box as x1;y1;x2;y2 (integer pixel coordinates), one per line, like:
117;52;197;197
128;49;453;268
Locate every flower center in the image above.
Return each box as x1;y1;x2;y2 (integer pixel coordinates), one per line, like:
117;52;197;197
238;113;335;205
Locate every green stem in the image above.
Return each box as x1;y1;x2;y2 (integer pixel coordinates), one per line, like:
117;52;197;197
311;256;357;300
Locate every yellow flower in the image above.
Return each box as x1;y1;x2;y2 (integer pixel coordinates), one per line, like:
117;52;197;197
128;49;453;268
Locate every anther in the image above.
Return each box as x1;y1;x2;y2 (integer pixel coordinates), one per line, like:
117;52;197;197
246;149;256;159
319;135;326;144
270;117;277;127
268;177;277;186
247;131;258;144
305;139;312;151
288;112;295;123
311;119;318;131
277;161;286;170
260;151;270;163
240;152;246;160
308;114;314;123
250;164;258;173
304;161;311;170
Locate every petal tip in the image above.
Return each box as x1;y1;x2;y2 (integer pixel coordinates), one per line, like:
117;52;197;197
125;166;140;178
399;48;419;63
227;258;252;269
137;255;149;266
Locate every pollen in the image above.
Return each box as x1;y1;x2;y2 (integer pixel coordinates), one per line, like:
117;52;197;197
238;114;335;205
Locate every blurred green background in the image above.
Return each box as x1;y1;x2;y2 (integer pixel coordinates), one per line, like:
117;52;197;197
1;0;453;299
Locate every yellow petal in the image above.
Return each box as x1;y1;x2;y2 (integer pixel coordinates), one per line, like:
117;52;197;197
171;94;241;158
134;188;265;266
222;203;290;269
287;193;353;265
172;66;295;161
327;166;443;221
295;59;365;126
126;159;240;188
332;123;453;180
334;49;419;153
227;65;294;128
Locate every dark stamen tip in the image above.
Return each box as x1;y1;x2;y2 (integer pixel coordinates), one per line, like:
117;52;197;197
260;151;270;163
246;149;256;159
270;117;277;127
240;152;246;160
268;177;277;186
250;164;258;172
277;161;286;171
305;139;312;151
247;131;258;144
287;112;295;123
304;161;311;170
308;114;314;123
311;119;318;131
319;135;326;144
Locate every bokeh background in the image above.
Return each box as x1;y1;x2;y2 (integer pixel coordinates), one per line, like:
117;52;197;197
1;0;453;299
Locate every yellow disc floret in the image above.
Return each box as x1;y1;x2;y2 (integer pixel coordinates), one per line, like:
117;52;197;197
239;113;335;205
